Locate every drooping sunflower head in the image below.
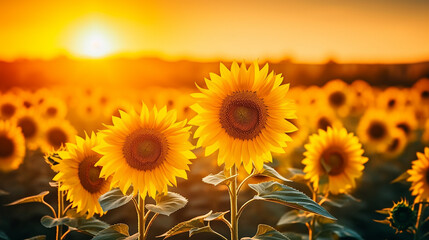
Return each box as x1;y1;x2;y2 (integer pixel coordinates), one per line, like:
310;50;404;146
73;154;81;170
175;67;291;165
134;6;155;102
407;147;429;202
40;120;77;153
357;109;393;153
302;127;368;195
387;199;417;233
189;61;297;174
0;120;26;172
53;133;111;218
94;104;196;199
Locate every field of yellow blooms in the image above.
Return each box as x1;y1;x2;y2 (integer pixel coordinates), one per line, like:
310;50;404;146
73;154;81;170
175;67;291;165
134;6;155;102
1;62;429;240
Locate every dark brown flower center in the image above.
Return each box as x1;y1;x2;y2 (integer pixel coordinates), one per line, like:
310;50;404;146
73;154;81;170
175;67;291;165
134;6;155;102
317;117;332;131
367;121;387;140
320;149;345;176
396;122;411;136
47;127;68;149
1;103;16;118
219;91;267;140
46;107;58;117
388;99;396;108
18;117;37;138
328;91;346;108
122;129;167;171
78;155;105;193
422;90;429;99
0;136;14;158
23;101;32;108
387;138;400;152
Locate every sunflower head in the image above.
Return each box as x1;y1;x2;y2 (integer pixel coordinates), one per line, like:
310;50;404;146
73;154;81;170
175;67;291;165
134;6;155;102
53;132;111;218
388;199;416;233
190;61;297;174
407;147;429;202
0;120;26;172
40;120;77;153
357;109;393;153
0;94;20;120
302;127;368;195
94;104;196;199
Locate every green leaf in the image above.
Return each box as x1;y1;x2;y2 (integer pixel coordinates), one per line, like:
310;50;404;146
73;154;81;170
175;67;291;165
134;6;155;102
391;171;410;184
248;181;336;220
159;211;212;239
322;193;360;208
145;192;187;216
277;210;312;226
258;165;291;182
204;211;229;221
241;224;291;240
0;189;9;196
41;211;110;236
189;226;218;237
92;224;130;240
5;191;49;206
24;236;46;240
202;171;237;186
99;188;134;212
0;231;9;240
317;223;363;240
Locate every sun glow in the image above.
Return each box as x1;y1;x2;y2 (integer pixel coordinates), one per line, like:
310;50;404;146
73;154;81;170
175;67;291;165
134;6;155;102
80;32;113;58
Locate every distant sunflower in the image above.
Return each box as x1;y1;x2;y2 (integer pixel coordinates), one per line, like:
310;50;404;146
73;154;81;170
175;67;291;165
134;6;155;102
299;86;324;108
189;62;297;173
175;91;197;121
357;109;392;153
0;93;20;120
40;120;77;153
40;96;67;119
412;78;429;106
376;87;407;112
306;107;342;132
383;129;407;159
16;90;36;109
390;109;418;141
407;147;429;202
0;121;25;172
302;127;368;194
94;104;195;199
350;80;374;116
53;133;111;218
323;79;353;117
12;109;42;150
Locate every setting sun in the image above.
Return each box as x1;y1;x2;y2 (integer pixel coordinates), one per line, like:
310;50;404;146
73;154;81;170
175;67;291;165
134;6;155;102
80;31;112;58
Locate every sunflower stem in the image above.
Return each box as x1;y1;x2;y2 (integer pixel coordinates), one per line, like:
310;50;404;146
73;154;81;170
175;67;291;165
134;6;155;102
228;166;239;240
415;203;424;240
138;194;146;240
56;184;64;240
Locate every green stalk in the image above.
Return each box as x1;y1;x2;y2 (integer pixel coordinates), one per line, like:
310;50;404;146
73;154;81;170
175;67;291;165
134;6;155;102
229;167;239;240
138;195;146;240
56;184;64;240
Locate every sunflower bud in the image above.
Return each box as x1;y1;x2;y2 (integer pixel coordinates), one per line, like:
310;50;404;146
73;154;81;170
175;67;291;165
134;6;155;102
388;199;416;233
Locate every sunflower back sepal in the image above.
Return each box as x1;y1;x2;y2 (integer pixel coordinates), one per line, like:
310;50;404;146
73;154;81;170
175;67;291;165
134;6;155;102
277;209;312;226
5;191;49;206
391;171;411;184
248;181;336;220
202;171;237;186
41;210;110;236
258;164;291;182
241;224;291;240
91;223;131;240
315;223;363;240
98;187;134;212
145;192;187;216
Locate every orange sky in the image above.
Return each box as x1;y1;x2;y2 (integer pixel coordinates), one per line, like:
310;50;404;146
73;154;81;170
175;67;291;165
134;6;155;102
1;0;428;63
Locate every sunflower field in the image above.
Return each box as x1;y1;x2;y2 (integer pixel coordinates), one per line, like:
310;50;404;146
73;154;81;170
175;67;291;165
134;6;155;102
0;61;429;240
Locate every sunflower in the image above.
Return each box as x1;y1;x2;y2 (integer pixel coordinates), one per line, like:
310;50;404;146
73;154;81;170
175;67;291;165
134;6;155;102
349;80;374;116
412;78;429;106
357;109;393;153
383;129;407;159
323;79;354;117
94;104;195;199
299;86;324;108
52;133;111;218
306;107;342;132
0;120;26;172
39;96;67;120
0;93;20;120
302;127;367;194
407;147;429;202
12;109;43;150
16;90;36;109
390;109;418;142
40;120;77;153
189;62;297;173
376;87;407;112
